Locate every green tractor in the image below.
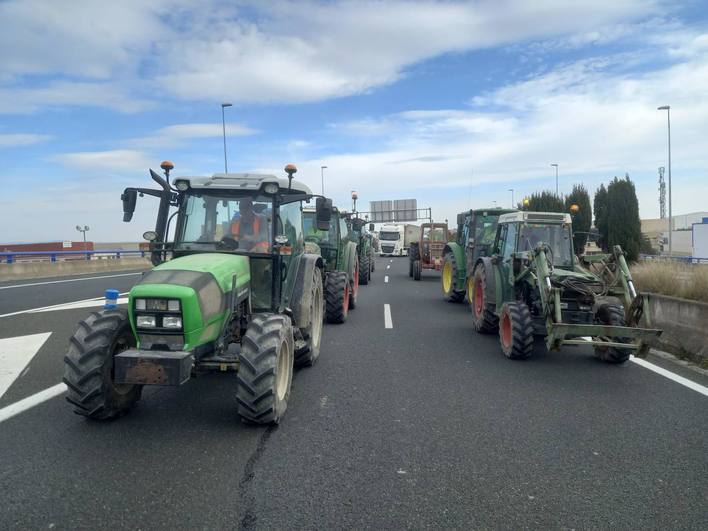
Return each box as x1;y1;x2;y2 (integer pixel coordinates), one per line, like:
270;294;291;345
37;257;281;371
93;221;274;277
469;211;661;362
303;207;360;323
347;215;375;285
441;208;515;302
63;162;333;425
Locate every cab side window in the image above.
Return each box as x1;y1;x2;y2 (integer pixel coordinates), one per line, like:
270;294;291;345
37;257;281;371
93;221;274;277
339;218;349;239
501;223;518;261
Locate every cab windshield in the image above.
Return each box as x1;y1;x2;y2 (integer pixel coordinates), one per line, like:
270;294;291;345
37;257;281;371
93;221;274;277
519;223;573;267
379;231;400;241
423;227;445;242
177;193;273;253
303;211;334;244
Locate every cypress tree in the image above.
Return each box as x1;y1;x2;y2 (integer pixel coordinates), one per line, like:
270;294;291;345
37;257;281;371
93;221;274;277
565;184;592;255
520;191;565;212
594;184;608;251
606;174;642;262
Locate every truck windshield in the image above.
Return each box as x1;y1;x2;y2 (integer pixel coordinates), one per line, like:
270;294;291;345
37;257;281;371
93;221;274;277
379;231;400;241
176;193;273;253
519;223;573;267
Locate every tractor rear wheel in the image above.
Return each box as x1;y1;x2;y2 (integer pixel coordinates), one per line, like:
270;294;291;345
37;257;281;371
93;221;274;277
236;314;294;424
325;271;349;323
413;259;422;280
359;254;370;285
349;261;359;309
63;309;142;419
441;252;465;303
470;266;498;333
369;249;375;272
295;268;324;367
593;304;631;364
499;302;534;360
409;257;414;277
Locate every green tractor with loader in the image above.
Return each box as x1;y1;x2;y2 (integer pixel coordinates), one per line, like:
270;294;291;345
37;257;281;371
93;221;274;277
468;211;661;362
347;215;375;285
441;208;515;301
303;207;360;323
63;162;333;425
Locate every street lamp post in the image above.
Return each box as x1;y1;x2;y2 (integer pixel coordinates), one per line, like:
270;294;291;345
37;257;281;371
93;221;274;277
76;225;90;249
221;103;232;173
658;105;672;256
550;163;559;195
508;188;514;208
320;165;327;195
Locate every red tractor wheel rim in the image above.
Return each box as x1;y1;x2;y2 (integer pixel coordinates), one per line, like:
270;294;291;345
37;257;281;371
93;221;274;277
353;262;359;298
474;278;484;315
501;312;512;349
343;282;350;316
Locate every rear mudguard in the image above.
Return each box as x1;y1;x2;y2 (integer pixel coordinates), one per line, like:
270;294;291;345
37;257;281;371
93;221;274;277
291;253;325;330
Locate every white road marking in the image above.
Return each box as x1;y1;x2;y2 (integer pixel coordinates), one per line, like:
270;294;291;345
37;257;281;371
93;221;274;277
389;259;393;263
0;293;129;319
0;272;142;290
0;332;52;399
0;383;67;424
630;356;708;397
386;265;390;270
385;276;389;283
384;304;393;329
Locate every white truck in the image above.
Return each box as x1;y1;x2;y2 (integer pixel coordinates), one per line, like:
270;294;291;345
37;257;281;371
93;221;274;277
378;223;419;256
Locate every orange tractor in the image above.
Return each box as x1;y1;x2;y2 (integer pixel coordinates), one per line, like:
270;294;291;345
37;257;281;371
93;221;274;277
408;223;449;280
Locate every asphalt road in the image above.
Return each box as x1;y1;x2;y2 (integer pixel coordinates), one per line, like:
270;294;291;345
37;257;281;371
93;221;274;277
0;260;706;529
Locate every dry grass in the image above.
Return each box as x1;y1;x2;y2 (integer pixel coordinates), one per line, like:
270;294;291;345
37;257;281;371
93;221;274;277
631;261;708;303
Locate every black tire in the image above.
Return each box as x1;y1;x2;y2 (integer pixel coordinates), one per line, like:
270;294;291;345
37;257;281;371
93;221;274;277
369;249;375;272
441;252;465;303
593;304;631;364
499;302;534;360
236;314;294;424
295;268;324;368
359;254;370;285
409;257;414;277
470;265;499;333
413;259;422;280
325;271;349;323
63;309;142;419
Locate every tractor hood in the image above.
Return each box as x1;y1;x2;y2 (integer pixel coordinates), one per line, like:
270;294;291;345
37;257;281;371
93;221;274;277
128;254;251;351
550;266;599;283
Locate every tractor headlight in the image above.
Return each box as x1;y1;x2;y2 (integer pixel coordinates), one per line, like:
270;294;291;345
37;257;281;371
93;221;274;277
136;315;156;328
263;182;279;195
162;316;183;329
135;298;146;311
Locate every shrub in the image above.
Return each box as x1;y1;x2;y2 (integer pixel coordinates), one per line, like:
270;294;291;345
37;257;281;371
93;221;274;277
631;261;708;303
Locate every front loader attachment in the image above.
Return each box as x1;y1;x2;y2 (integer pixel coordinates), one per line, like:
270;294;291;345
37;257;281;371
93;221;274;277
545;322;662;356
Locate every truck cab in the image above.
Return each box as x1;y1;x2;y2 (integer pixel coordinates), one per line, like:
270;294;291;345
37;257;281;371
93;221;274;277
378;224;406;256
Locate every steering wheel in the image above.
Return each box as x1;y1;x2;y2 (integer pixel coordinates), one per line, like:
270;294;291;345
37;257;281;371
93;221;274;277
218;236;239;250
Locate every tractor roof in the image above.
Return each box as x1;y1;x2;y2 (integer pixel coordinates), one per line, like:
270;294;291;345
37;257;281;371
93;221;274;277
175;173;312;195
499;211;572;224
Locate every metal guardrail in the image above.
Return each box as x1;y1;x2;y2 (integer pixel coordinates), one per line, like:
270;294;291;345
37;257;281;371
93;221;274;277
639;254;708;264
0;249;147;264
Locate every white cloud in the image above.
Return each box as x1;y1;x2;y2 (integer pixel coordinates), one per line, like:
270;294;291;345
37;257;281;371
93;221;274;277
0;0;665;110
0;133;51;147
130;122;258;148
54;149;153;173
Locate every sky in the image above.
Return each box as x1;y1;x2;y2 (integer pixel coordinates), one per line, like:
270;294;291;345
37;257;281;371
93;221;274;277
1;0;707;243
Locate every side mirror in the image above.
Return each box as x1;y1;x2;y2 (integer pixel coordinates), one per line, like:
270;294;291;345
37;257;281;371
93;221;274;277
315;197;332;230
456;213;465;226
121;188;137;222
143;230;157;241
369;223;375;232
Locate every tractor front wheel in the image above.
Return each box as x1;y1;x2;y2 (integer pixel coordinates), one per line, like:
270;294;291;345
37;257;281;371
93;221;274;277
359;254;370;285
499;302;534;360
63;309;142;419
470;266;498;333
441;252;465;303
236;314;294;424
593;304;631;364
295;268;324;367
325;271;349;323
413;259;422;280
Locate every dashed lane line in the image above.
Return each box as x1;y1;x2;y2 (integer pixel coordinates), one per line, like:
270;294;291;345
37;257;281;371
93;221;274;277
0;272;142;290
385;276;389;283
384;304;393;329
386;265;390;270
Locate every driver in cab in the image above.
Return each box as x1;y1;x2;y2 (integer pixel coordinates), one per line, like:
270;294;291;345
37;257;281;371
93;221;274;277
230;198;270;252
